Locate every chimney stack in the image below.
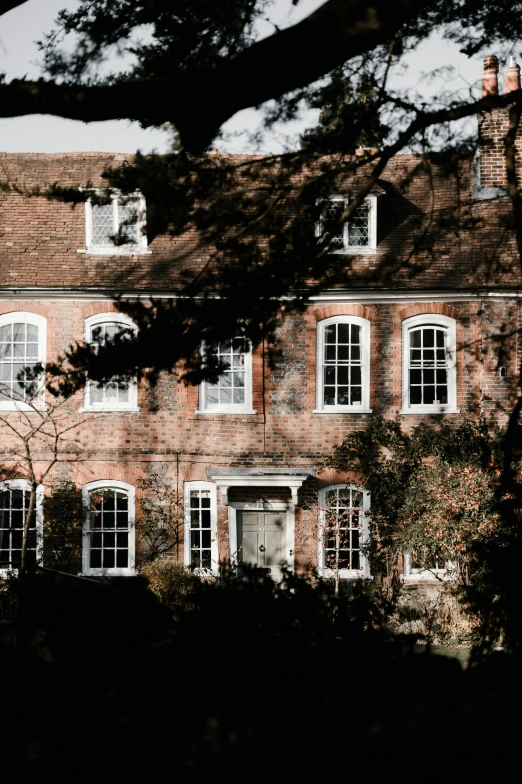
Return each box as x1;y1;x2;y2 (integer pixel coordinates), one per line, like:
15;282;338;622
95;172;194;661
505;55;521;93
482;55;499;97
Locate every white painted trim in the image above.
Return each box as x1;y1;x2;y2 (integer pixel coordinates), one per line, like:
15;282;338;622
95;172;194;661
0;312;47;411
402;552;455;582
209;473;309;507
4;288;522;304
317;484;371;580
82;191;148;254
183;481;219;575
316;314;371;412
401;313;457;414
312;409;372;414
82;479;135;577
0;479;44;574
83;312;138;411
198;339;253;414
227;501;295;575
195;410;258;415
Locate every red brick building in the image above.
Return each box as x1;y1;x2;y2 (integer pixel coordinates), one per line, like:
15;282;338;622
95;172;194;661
0;55;520;581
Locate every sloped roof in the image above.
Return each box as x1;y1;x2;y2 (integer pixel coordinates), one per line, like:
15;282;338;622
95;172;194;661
0;150;519;293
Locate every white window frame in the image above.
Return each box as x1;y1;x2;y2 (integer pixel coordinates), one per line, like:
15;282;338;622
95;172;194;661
0;312;46;411
197;339;255;414
314;315;371;413
82;480;136;577
82;313;139;412
401;314;459;414
81;191;149;255
0;479;44;574
183;481;219;575
316;194;377;254
317;484;371;580
402;552;455;582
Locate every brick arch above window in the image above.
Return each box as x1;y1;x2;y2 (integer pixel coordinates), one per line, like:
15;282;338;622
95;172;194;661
315;468;367;489
75;463;141;488
0;302;49;318
398;303;458;321
313;304;374;322
81;302;121;319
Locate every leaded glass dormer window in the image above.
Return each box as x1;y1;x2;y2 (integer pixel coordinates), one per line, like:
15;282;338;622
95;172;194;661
347;200;370;246
316;195;377;253
84;192;148;254
321;200;345;248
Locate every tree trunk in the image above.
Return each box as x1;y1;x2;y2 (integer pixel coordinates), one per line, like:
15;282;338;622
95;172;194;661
19;480;37;579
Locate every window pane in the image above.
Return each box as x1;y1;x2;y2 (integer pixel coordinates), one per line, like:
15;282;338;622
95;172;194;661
323;486;364;573
408;325;451;406
324;326;336;344
117;197;140;244
322;321;365;407
88;488;130;570
321;200;345;247
116;549;128;568
91;203;114;245
347;201;370;247
87;322;135;406
338;323;349;344
0;486;37;568
205;338;248;408
188;488;214;570
0;321;41;404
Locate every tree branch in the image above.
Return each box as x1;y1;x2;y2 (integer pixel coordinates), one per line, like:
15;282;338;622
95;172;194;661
0;0;29;16
0;0;438;151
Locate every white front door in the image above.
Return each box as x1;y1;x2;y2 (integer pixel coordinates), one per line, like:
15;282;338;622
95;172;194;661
237;511;287;580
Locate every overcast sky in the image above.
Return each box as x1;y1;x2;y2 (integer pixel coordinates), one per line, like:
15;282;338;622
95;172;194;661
0;0;494;154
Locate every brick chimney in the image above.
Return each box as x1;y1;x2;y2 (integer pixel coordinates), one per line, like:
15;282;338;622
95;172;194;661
475;55;522;198
505;55;521;94
482;55;499;97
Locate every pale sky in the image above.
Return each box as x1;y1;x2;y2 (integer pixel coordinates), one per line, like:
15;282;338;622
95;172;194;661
0;0;495;154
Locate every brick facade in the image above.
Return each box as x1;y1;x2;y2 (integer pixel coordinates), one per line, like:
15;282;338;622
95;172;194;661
0;79;521;579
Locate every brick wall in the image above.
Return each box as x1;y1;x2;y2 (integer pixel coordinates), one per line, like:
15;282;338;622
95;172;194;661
0;295;518;571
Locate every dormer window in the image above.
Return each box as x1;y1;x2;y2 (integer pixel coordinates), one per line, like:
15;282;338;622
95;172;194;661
81;191;148;255
316;195;377;254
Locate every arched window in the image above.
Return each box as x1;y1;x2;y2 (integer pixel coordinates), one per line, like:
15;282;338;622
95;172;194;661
0;312;46;410
401;314;458;413
183;481;218;573
83;313;138;410
0;479;43;571
315;316;371;412
82;480;135;576
317;484;371;579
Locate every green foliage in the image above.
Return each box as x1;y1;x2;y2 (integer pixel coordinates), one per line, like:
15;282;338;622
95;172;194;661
395;457;502;580
301;69;387;154
326;414;509;580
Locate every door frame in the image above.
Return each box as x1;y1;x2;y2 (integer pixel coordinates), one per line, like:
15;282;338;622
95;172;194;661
228;502;295;574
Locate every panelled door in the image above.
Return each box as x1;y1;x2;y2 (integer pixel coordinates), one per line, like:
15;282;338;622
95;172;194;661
237;511;287;580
